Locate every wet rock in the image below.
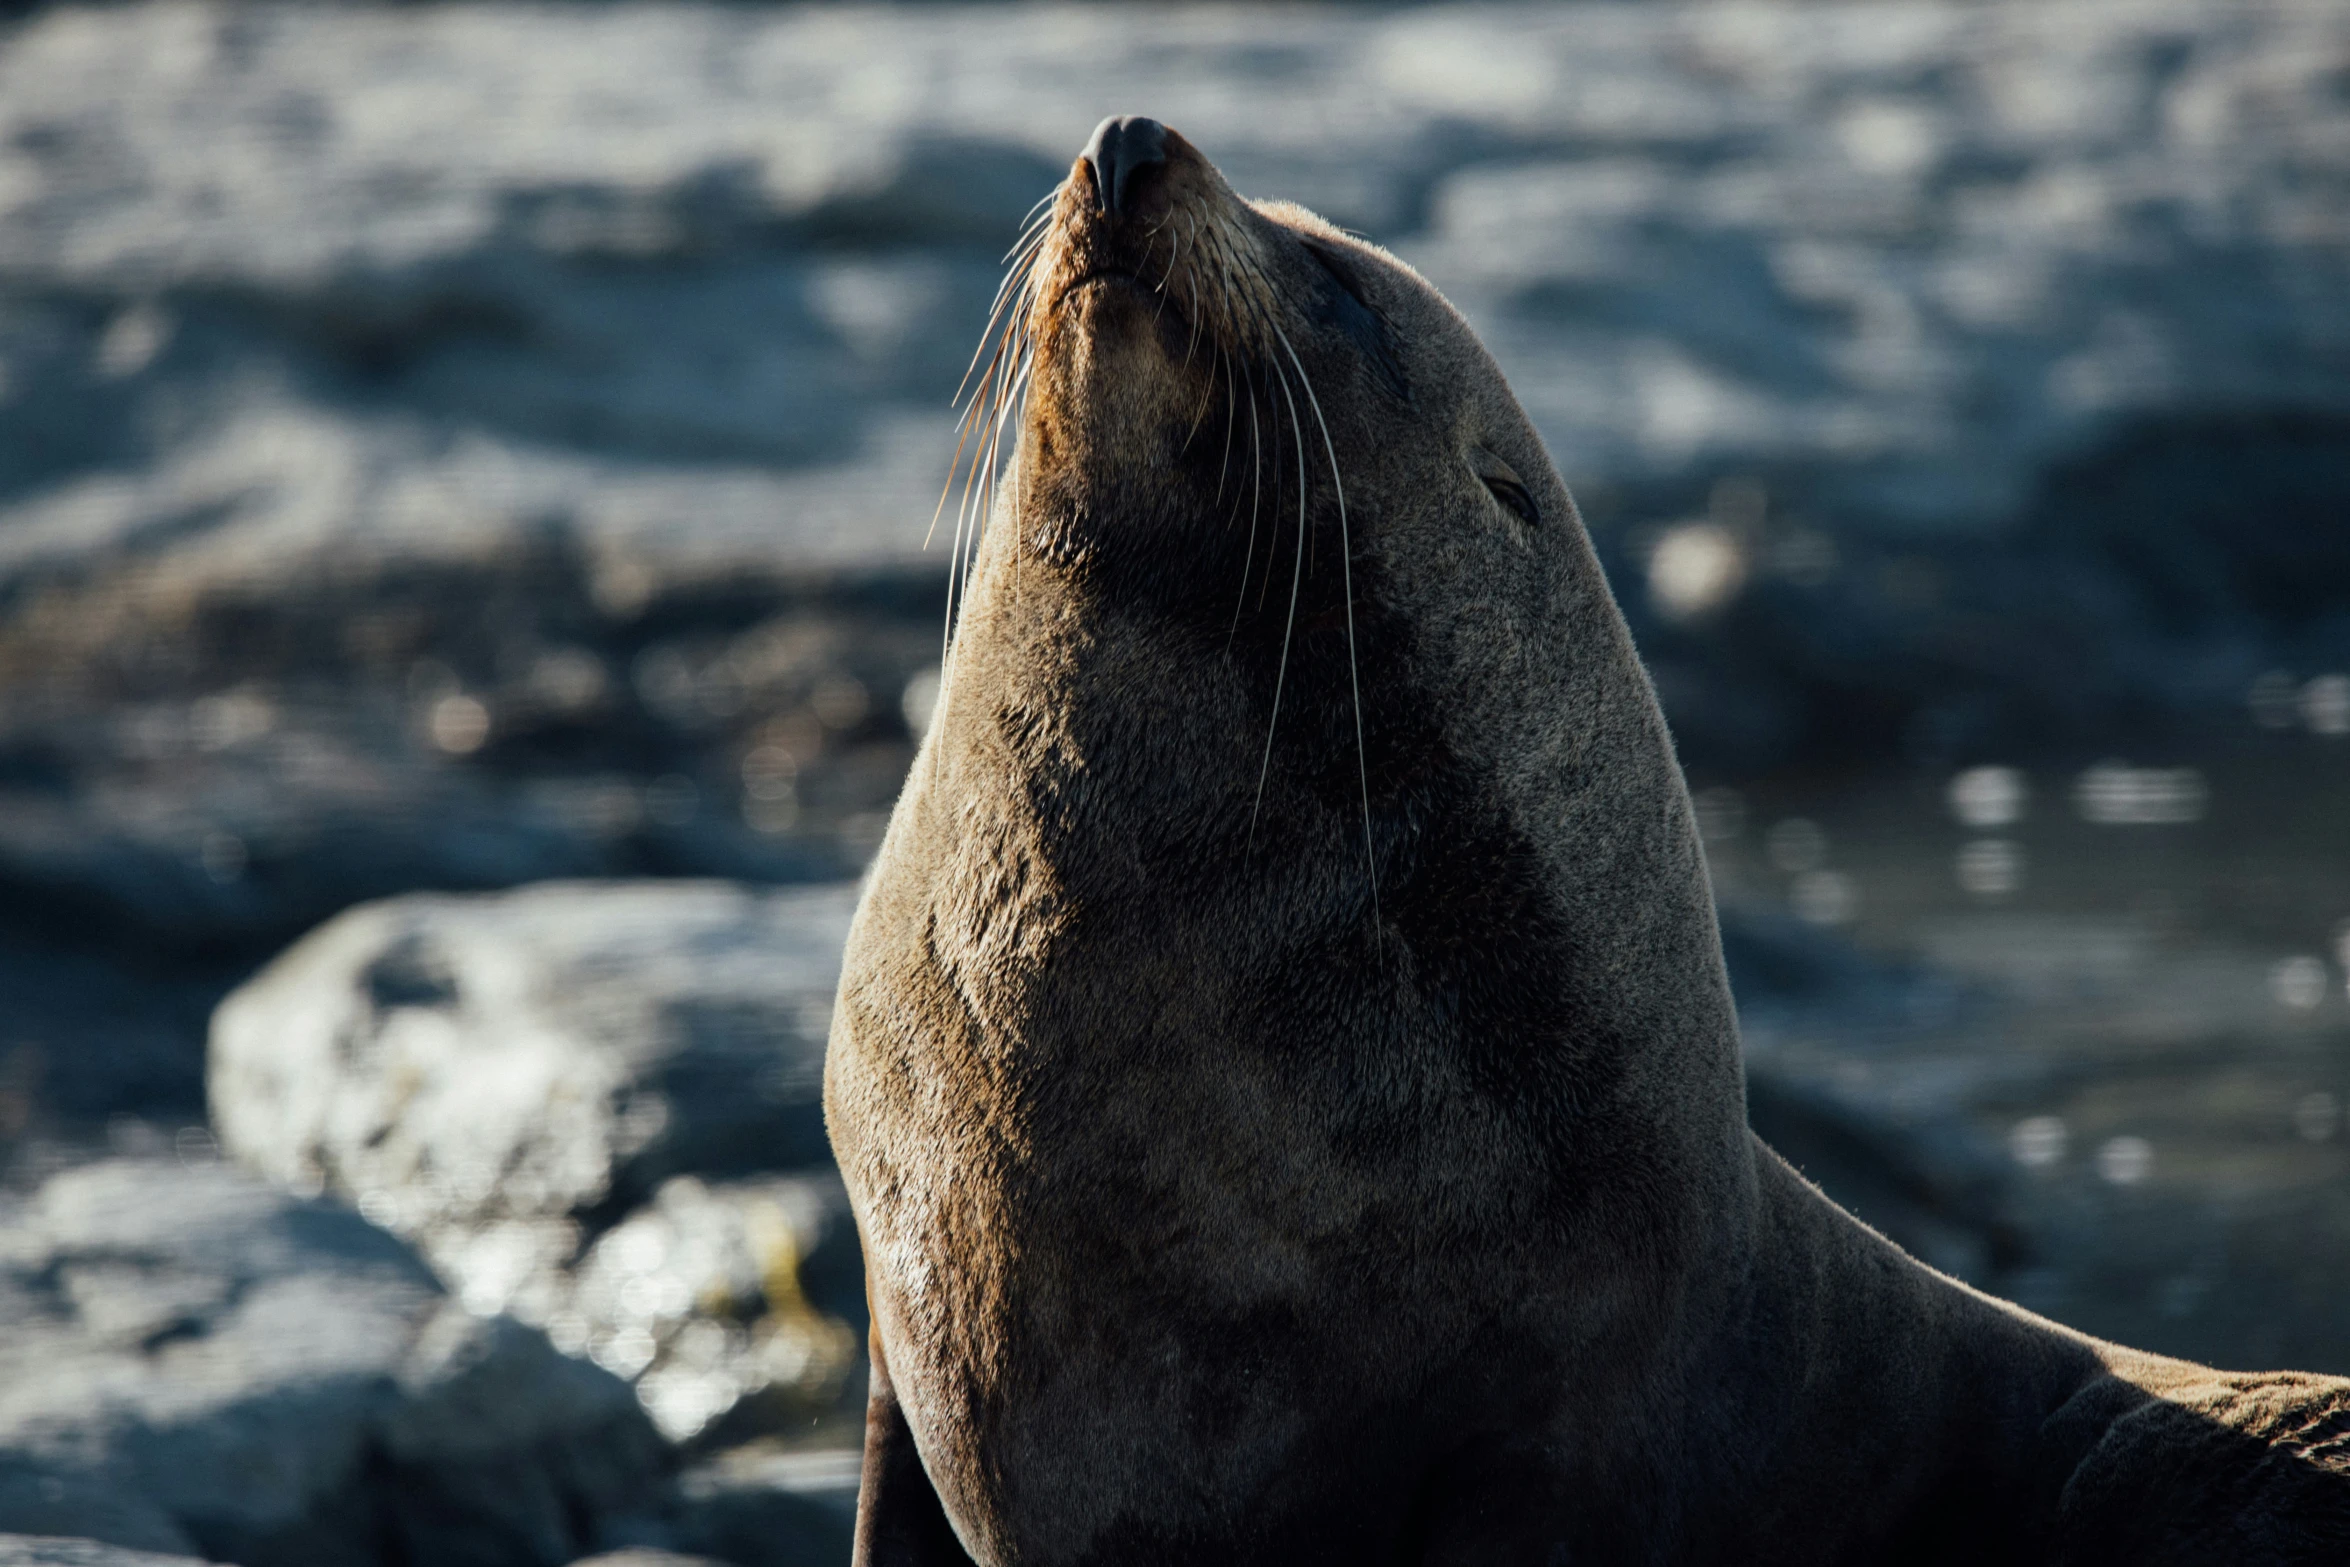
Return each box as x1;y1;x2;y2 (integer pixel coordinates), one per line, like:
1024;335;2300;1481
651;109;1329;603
0;2;2338;787
0;943;226;1133
0;1458;198;1559
211;878;867;1444
0;1539;214;1567
565;1176;865;1447
0;1160;667;1567
211;878;854;1249
2;1;2345;1139
605;1446;859;1567
0;530;934;957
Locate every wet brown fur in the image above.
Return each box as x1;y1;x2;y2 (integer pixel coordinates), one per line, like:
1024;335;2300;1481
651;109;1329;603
824;125;2350;1565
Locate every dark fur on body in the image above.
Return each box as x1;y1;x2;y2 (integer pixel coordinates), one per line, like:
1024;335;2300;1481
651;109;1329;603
822;124;2350;1565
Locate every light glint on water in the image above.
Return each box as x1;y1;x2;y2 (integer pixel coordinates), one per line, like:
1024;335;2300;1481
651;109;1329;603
2268;956;2328;1012
1954;837;2025;899
2073;762;2207;825
2095;1136;2154;1187
1765;817;1828;873
2302;675;2350;738
1948;766;2027;829
2010;1116;2067;1169
1790;869;1857;926
1692;786;1748;843
1647;523;1748;621
2250;670;2300;729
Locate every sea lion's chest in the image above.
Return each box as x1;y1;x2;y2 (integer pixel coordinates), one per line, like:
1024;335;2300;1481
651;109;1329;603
825;801;1552;1561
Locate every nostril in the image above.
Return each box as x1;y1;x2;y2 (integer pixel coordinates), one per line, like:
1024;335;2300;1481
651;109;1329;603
1081;115;1169;221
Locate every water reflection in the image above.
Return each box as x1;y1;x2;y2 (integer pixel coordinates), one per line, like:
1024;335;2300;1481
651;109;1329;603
2010;1115;2067;1169
2301;675;2350;737
1948;766;2027;830
1954;838;2025;900
2073;762;2207;826
2093;1135;2153;1188
1709;736;2350;1371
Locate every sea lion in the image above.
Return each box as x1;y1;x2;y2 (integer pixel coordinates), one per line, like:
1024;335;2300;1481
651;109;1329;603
822;116;2350;1565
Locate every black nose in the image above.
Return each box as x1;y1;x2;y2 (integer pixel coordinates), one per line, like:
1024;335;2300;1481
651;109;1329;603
1082;115;1168;220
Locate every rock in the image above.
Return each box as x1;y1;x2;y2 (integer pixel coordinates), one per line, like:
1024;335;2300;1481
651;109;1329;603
565;1175;865;1447
565;1553;733;1567
211;878;855;1247
211;878;868;1444
0;942;232;1135
0;1160;667;1567
0;1538;215;1567
0;530;932;955
0;0;2338;788
0;1459;198;1559
3;1;2345;1139
631;1446;860;1567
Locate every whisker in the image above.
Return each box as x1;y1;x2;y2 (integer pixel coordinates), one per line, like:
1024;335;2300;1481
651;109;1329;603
1212;340;1236;507
1152;218;1183;329
1181;217;1204;371
1179;284;1221;453
952;240;1045;413
929;318;1018;550
940;330;1032;701
1002;190;1060;264
1247;359;1311;853
943;246;1036;620
1012;183;1060;238
967;342;1031;572
1230;362;1265;642
1268;317;1379;922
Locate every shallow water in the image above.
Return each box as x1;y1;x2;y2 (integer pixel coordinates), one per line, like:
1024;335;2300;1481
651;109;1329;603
1705;730;2350;1372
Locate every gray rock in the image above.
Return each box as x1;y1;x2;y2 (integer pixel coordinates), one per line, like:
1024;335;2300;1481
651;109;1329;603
0;533;926;955
0;1460;197;1559
212;879;855;1244
564;1175;865;1446
0;1;2338;778
0;944;225;1131
3;1;2346;1143
211;879;868;1444
0;1538;214;1567
644;1447;860;1567
2;3;2337;557
0;1160;667;1567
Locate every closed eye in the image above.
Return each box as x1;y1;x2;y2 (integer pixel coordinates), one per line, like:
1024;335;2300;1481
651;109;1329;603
1483;475;1538;527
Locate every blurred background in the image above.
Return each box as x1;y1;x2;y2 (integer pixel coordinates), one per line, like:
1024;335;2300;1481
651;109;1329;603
0;3;2344;1565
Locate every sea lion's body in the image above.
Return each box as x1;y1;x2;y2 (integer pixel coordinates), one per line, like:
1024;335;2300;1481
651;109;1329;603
823;120;2350;1564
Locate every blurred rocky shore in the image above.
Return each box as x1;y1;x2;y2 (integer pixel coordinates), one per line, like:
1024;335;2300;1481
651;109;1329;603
2;2;2347;1563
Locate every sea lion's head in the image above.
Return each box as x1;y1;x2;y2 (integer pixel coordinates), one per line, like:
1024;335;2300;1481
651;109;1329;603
920;118;1737;1084
933;116;1621;892
866;113;1751;1293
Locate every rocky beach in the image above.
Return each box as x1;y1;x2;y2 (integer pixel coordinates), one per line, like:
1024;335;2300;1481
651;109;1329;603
1;3;2346;1562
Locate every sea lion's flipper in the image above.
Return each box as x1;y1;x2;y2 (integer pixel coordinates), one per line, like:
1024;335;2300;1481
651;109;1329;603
2049;1371;2350;1559
854;1326;979;1567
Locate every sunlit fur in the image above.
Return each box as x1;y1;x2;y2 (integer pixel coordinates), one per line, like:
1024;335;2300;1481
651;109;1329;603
827;126;2350;1566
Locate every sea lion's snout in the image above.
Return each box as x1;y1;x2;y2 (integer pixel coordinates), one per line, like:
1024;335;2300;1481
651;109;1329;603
1080;115;1170;221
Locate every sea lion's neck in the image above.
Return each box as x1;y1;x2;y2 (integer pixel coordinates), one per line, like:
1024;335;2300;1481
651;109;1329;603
932;507;1760;1299
1675;1141;2113;1556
